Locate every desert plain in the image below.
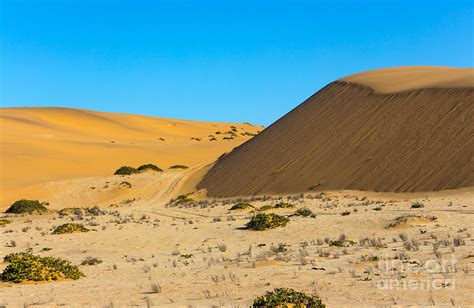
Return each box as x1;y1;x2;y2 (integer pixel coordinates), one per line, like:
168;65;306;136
0;66;473;307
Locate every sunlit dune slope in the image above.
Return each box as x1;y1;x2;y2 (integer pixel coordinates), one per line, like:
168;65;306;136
0;107;262;205
198;66;474;197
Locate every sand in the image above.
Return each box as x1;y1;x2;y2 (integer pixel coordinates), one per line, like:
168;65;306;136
0;107;262;208
0;67;473;307
1;181;473;306
198;66;474;197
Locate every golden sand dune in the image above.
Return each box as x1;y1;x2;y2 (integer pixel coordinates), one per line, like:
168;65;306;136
198;66;474;197
0;107;262;207
341;66;474;93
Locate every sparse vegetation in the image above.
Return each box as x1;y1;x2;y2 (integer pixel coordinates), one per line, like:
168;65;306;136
294;208;315;218
229;202;254;210
1;252;84;283
252;288;325;307
114;166;140;175
52;223;90;234
246;213;289;230
0;219;11;225
410;202;424;209
137;164;163;172
5;199;49;214
169;164;189;170
120;181;132;188
81;257;103;266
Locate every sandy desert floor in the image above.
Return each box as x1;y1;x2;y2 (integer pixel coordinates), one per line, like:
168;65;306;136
0;169;472;307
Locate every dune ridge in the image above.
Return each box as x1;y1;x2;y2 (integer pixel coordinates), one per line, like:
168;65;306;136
197;67;474;197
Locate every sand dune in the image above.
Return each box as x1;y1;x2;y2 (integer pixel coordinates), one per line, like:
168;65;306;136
0;107;262;208
198;66;474;197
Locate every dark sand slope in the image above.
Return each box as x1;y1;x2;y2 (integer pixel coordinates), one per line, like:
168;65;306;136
198;67;474;197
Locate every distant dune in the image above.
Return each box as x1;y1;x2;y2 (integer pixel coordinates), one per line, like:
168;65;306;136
198;66;474;197
0;107;262;206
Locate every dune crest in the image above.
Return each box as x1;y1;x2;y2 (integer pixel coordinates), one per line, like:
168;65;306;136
197;66;474;197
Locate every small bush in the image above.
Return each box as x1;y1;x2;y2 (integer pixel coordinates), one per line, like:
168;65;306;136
259;205;274;211
120;181;132;188
246;213;289;230
410;202;424;209
229;202;254;210
252;288;325;307
0;219;11;225
295;208;315;218
1;252;84;283
52;223;90;235
137;164;163;172
175;193;194;205
81;257;103;266
169;164;189;170
58;207;83;216
5;200;48;214
114;166;140;175
273;202;295;209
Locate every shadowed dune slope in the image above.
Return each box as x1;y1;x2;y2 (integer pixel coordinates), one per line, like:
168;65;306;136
198;67;474;197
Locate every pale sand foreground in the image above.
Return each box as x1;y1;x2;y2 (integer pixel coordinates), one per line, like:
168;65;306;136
0;107;262;207
0;169;473;307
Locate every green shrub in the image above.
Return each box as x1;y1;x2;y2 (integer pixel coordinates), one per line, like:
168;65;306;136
5;200;49;214
410;202;424;209
0;219;11;225
1;252;84;283
169;164;189;170
246;213;289;230
81;257;103;266
137;164;163;172
252;288;325;307
52;223;90;235
273;202;295;209
114;166;140;175
229;202;254;211
295;208;315;218
258;205;274;211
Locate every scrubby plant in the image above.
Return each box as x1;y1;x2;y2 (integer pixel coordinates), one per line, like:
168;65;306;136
52;223;90;235
246;213;289;230
5;199;49;214
252;288;325;307
410;202;424;209
230;202;254;210
295;208;315;218
119;181;132;188
81;257;103;266
175;193;194;205
114;166;140;175
58;207;83;216
273;202;295;209
1;252;84;283
137;164;163;172
169;164;189;170
0;219;11;225
258;205;274;211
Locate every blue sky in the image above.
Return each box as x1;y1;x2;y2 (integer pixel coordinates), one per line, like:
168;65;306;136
0;0;472;126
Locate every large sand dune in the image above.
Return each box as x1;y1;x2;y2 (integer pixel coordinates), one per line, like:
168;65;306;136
0;107;262;207
198;66;474;197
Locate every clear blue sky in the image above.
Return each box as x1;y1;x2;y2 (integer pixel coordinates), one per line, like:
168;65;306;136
0;0;472;126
